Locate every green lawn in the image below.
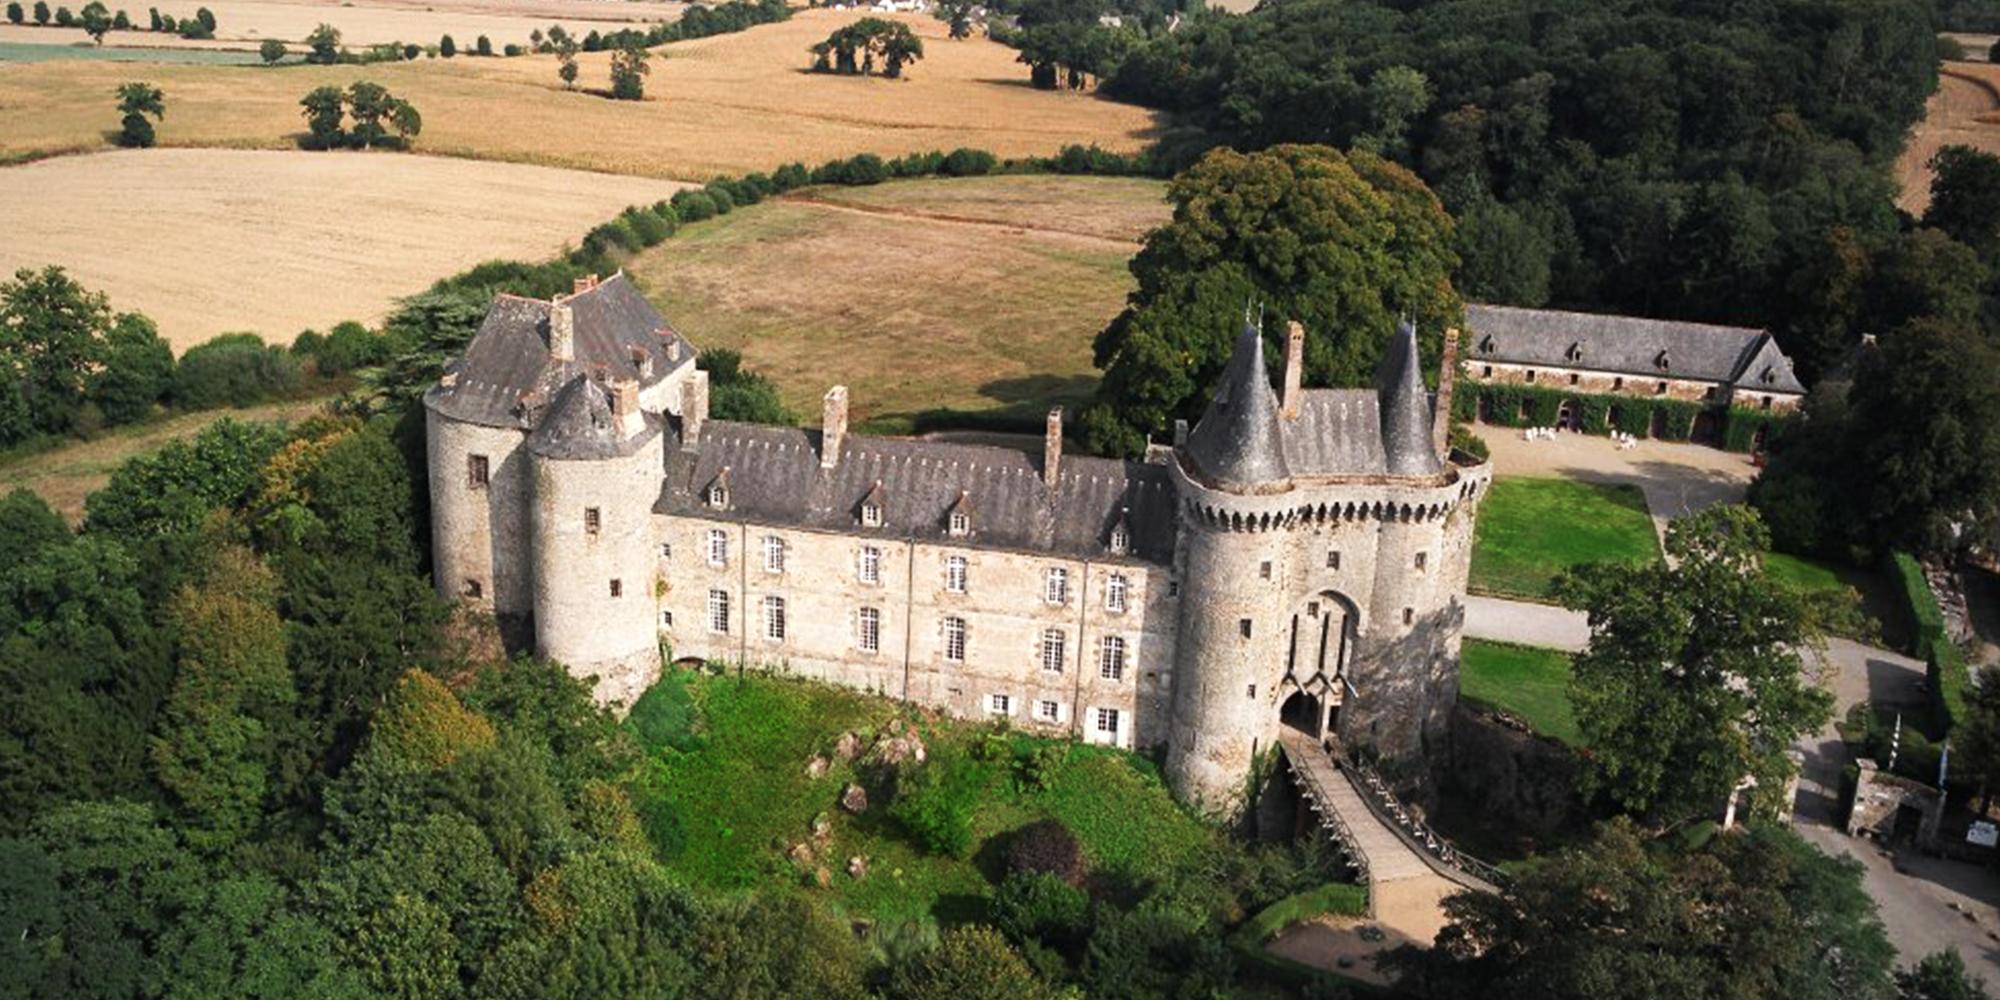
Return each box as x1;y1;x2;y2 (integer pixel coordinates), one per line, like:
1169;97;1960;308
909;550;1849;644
1470;477;1661;599
627;669;1209;925
1460;639;1580;745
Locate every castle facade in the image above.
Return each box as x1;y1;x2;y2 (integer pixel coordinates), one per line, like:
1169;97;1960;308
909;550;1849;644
424;273;1490;812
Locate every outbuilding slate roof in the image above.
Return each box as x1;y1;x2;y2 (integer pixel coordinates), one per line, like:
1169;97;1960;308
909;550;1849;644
656;421;1180;565
424;273;697;429
1464;304;1805;394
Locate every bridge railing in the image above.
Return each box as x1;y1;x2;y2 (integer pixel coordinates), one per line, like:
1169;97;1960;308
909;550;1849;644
1341;753;1510;891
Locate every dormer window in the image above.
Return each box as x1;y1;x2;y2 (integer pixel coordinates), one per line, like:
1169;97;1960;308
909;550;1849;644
1566;341;1584;362
707;483;728;507
1760;366;1777;384
1109;525;1130;554
1477;334;1495;354
948;511;969;536
861;502;882;527
1654;350;1671;371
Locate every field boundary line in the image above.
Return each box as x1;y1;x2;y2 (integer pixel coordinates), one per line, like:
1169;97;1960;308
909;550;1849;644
1944;63;2000;108
777;193;1144;248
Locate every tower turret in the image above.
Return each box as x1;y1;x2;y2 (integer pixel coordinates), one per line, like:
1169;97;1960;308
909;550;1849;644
526;374;664;706
1377;320;1442;478
1184;319;1291;492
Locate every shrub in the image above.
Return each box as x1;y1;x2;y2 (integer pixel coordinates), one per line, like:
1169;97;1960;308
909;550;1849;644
839;153;887;184
703;182;736;214
439;33;454;56
889;749;989;858
502;43;522;56
172;332;303;409
1722;407;1793;452
990;871;1088;946
623;205;671;246
942;147;998;176
6;3;24;23
309;320;384;375
771;162;810;191
474;33;491;55
583;217;642;256
669;189;718;223
402;42;419;59
740;172;775;199
54;5;72;25
1005;818;1085;884
259;38;285;62
32;0;48;23
1889;550;1966;737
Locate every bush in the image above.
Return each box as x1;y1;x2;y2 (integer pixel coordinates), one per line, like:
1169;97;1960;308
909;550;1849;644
1889;550;1966;737
1721;407;1793;452
307;320;385;375
474;33;491;55
889;749;989;858
6;3;23;23
259;38;285;62
502;43;522;56
771;162;810;191
171;332;303;409
941;147;998;176
1005;818;1084;884
54;5;72;25
581;217;643;257
740;172;775;199
439;33;454;56
117;113;155;148
702;183;736;215
623;205;672;246
669;189;718;223
990;871;1088;947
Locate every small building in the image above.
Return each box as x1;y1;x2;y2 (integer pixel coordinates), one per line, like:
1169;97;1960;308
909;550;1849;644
1461;304;1805;440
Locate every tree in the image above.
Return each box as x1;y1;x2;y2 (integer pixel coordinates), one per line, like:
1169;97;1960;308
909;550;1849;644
556;36;579;88
878;20;922;78
53;4;70;25
304;21;338;63
387;98;421;147
1082;143;1460;457
0;265;112;438
89;311;173;424
1849;319;2000;554
113;79;163;147
80;0;109;43
31;0;46;22
609;41;649;100
1398;818;1896;999
934;0;973;39
1925;145;2000;255
191;3;209;30
345;80;392;147
438;32;454;56
1553;505;1838;822
112;7;125;28
474;32;490;55
299;84;346;149
5;3;22;23
1898;949;1990;1000
888;926;1056;1000
259;37;284;63
698;348;795;424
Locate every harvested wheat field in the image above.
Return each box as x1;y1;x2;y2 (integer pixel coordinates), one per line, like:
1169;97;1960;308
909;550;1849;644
0;0;674;49
0;10;1160;176
1896;61;2000;213
627;174;1170;429
0;148;687;351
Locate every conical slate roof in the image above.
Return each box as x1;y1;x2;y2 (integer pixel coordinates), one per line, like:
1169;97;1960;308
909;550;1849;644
527;375;656;460
1185;320;1290;490
1377;320;1441;477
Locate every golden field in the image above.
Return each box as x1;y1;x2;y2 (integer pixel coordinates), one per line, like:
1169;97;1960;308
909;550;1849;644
1897;61;2000;213
0;0;673;49
627;174;1170;428
0;148;689;351
0;10;1161;177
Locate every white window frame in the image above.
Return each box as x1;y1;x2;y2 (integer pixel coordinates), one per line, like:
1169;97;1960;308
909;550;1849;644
1106;573;1128;613
706;528;728;567
707;483;728;507
763;535;785;574
1040;628;1065;674
1044;567;1068;606
857;606;881;653
861;502;882;527
1037;699;1061;723
1109;525;1129;554
858;545;881;585
945;555;967;594
943;616;966;663
989;693;1012;716
1095;707;1120;735
762;594;786;642
1100;635;1126;681
707;589;730;634
948;510;969;536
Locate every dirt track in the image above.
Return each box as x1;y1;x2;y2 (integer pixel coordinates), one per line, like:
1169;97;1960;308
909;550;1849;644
0;148;687;351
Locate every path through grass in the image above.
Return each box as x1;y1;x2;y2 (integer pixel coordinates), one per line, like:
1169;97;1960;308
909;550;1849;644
1470;477;1660;600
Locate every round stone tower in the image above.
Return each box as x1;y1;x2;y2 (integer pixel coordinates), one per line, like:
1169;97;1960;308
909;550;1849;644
1164;318;1489;816
527;373;665;706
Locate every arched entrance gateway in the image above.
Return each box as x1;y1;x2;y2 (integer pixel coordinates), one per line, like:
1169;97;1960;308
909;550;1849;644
1279;591;1358;741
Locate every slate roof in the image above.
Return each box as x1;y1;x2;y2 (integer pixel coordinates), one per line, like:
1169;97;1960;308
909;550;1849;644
1184;320;1291;489
527;376;661;461
1464;304;1805;394
1376;321;1442;477
656;421;1180;565
424;273;697;429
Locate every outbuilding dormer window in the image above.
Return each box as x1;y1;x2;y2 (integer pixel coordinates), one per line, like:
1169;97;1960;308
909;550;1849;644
1654;349;1672;371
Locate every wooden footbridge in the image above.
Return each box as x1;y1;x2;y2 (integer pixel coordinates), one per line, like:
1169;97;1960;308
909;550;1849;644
1277;729;1501;930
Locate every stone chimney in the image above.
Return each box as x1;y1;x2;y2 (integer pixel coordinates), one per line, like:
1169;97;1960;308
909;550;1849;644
821;385;848;470
611;378;644;437
573;274;598;295
1281;321;1305;418
1433;326;1460;460
631;345;654;379
1173;419;1189;447
1042;407;1064;489
549;299;575;362
680;369;708;451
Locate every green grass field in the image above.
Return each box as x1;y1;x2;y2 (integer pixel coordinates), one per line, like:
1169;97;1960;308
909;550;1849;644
627;669;1209;924
1765;551;1845;593
0;41;276;64
1460;639;1579;744
1470;477;1661;600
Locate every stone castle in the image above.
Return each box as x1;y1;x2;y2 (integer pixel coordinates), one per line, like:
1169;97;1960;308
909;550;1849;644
424;273;1491;812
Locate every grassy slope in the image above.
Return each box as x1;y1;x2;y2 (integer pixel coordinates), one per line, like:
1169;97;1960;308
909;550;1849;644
629;175;1168;430
632;669;1208;924
1459;639;1578;745
0;11;1158;175
1469;477;1660;600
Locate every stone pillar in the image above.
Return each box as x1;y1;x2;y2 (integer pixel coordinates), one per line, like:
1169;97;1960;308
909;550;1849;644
549;299;575;362
1434;327;1459;460
680;369;708;450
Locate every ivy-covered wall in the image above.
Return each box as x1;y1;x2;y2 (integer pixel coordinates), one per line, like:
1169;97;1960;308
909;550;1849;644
1458;382;1708;442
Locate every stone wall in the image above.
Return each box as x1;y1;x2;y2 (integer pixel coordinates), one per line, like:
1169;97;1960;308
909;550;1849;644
1466;360;1801;414
1445;705;1583;837
657;515;1176;749
426;410;533;620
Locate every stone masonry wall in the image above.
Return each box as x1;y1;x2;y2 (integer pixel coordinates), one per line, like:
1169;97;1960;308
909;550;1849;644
426;409;533;619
